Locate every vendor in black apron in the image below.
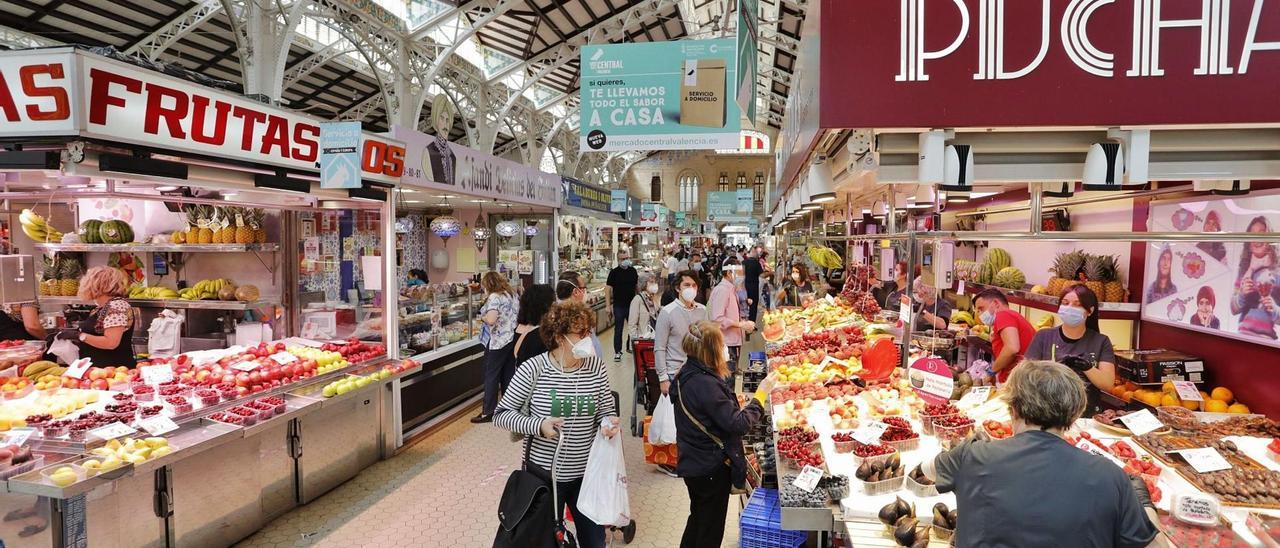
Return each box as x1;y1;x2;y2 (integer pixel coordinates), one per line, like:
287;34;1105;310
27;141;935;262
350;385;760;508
66;266;136;368
0;303;45;341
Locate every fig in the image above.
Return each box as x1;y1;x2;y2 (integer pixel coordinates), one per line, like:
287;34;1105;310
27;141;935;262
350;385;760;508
947;509;959;529
857;461;872;480
911;527;931;548
870;460;884;475
868;471;880;482
886;452;901;471
933;503;949;525
894;496;913;519
878;501;900;526
893;517;919;546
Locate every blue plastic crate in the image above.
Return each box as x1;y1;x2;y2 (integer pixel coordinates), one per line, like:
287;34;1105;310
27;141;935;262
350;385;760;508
740;488;806;548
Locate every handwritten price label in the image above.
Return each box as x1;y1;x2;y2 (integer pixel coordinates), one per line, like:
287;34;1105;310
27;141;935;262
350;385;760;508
269;352;298;365
1118;409;1164;436
958;386;994;407
852;422;889;446
138;416;179;436
1173;381;1203;401
139;364;174;385
1174;493;1220;525
1173;448;1232;473
88;422;136;442
793;465;824;493
231;361;260;372
0;427;36;447
63;358;92;380
957;280;966;296
1075;439;1125;467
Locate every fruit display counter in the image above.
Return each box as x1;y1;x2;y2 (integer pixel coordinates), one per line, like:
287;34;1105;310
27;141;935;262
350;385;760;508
0;340;410;547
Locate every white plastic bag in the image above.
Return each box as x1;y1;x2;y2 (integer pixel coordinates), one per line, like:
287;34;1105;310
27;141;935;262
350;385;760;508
148;311;185;358
578;422;630;527
48;337;80;365
650;395;678;445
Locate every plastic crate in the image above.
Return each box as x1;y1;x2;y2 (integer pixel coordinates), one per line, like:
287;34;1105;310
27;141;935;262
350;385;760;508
740;488;806;548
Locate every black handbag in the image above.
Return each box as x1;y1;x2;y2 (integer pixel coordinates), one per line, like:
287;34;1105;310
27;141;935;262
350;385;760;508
494;438;556;548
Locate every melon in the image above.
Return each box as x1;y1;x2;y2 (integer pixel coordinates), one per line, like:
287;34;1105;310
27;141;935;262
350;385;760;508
234;284;260;302
762;319;786;342
993;267;1026;290
976;262;995;285
79;220;103;244
97;220;134;244
217;285;238;301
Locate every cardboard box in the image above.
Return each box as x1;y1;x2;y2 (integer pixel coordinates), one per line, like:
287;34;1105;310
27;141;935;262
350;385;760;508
679;59;727;128
1114;349;1205;385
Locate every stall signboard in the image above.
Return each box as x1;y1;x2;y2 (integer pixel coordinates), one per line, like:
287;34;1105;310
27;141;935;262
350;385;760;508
610;189;628;213
0;49;404;185
394;126;560;208
736;0;759;124
707;191;748;222
1143;192;1280;350
736;188;754;213
562;176;613;214
820;0;1280;129
579;38;741;151
319;122;362;189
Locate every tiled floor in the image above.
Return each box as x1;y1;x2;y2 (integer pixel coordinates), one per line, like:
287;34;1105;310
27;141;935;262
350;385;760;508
237;328;762;548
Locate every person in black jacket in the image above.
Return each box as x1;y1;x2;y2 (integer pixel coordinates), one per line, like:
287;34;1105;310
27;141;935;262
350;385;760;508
671;320;775;548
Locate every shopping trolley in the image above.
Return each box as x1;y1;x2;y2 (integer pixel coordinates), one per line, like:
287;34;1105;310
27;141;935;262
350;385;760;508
629;338;656;437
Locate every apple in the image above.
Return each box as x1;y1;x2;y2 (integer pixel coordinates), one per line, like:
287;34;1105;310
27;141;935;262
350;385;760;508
235;373;250;387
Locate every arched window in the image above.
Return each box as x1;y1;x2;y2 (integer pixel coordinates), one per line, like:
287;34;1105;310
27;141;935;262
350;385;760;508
679;172;700;212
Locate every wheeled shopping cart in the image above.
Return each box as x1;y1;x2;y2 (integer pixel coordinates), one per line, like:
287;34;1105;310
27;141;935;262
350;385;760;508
629;338;656;437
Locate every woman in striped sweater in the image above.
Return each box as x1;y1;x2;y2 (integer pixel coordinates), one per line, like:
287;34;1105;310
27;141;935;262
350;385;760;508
494;299;620;548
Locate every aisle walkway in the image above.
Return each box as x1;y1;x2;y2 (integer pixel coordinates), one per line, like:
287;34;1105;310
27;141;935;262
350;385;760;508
238;326;762;548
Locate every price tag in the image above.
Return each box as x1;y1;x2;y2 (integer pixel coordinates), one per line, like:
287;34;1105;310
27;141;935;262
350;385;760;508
231;361;259;372
88;422;136;442
1173;381;1202;401
63;358;92;380
1173;493;1220;525
852;421;890;446
792;465;824;493
269;352;298;365
1118;409;1164;436
958;386;993;407
919;372;955;399
1172;448;1233;473
0;427;36;447
1075;438;1125;467
899;302;913;325
957;280;966;296
819;356;847;372
139;363;174;384
137;416;179;436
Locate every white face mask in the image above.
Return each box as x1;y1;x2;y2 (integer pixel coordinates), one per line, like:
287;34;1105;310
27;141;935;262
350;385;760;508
647;283;659;294
569;335;596;359
680;287;697;303
791;272;802;283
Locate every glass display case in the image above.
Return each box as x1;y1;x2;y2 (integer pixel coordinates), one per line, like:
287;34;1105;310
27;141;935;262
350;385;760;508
296;209;385;342
397;283;479;359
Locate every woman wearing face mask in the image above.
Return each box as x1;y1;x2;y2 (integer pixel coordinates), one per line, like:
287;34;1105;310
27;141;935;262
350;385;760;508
777;264;814;307
1231;216;1280;339
882;261;909;310
1024;285;1116;416
494;300;620;548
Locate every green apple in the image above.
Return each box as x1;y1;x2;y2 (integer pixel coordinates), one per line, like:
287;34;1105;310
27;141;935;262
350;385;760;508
50;471;78;486
82;459;102;470
322;384;337;397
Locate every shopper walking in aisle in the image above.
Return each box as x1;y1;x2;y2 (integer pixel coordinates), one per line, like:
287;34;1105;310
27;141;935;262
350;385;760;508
899;276;952;332
974;288;1036;384
513;284;556;368
921;360;1162;547
653;270;708;476
1025;285;1116;417
759;271;776;312
664;251;679;287
671;321;773;548
743;248;764;322
473;272;520;424
777;263;814;307
557;271;603;357
629;274;663;412
605;252;639;363
708;262;755;389
494;300;620;548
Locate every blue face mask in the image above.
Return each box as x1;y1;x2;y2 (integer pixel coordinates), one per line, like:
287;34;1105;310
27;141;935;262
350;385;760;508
621;260;632;268
980;310;995;326
1058;305;1087;327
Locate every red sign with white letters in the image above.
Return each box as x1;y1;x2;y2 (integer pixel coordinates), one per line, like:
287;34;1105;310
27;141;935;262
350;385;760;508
0;49;403;184
819;0;1280;129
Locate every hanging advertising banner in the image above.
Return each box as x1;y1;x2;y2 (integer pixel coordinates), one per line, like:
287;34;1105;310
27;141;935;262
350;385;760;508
561;176;612;213
610;189;628;213
749;218;760;235
579;38;741;151
625;196;642;225
674;211;687;229
394;126;561;208
1143;192;1280;350
820;0;1280;129
319;122;362;189
640;203;659;227
736;0;759;125
736;188;754;213
0;49;404;185
707;191;749;222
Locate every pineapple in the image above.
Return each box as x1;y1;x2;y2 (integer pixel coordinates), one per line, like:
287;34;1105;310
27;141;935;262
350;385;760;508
219;207;237;244
1049;250;1085;297
196;205;214;244
207;207;223;244
250;209;267;243
232;206;254;244
39;256;56;296
183;206;199;244
1082;253;1106;299
1101;255;1126;302
59;256;82;297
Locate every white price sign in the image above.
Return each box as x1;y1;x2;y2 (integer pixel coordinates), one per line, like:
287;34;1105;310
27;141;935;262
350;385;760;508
138;416;179;436
1173;381;1202;401
958;386;993;407
957;280;966;296
852;421;889;446
139;363;174;384
0;427;36;447
1118;409;1164;436
920;372;955;399
793;465;824;493
1075;438;1125;467
63;358;92;380
231;361;260;372
1173;448;1233;473
899;302;913;326
1173;493;1220;525
269;352;298;365
88;422;136;442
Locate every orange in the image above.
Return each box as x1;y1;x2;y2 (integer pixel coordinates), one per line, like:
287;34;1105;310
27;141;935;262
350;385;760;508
1123;390;1135;402
1210;387;1233;402
1180;399;1200;410
1228;403;1250;414
1199;391;1209;401
1205;399;1229;413
1162;381;1176;394
1140;392;1163;407
1161;394;1180;407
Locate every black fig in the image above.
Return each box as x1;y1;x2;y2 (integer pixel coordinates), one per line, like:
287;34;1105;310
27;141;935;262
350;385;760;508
887;451;901;471
857;461;872;480
910;526;931;548
878;501;899;526
894;496;913;519
947;509;959;529
932;504;948;525
893;517;919;546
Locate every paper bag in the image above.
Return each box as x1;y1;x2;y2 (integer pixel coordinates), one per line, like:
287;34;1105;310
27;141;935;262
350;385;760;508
679;59;727;128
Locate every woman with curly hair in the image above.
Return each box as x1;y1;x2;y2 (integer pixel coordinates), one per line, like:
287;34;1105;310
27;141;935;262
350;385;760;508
64;266;136;367
494;300;619;548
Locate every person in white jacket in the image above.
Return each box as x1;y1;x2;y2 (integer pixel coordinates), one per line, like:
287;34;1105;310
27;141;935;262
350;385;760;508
628;273;662;341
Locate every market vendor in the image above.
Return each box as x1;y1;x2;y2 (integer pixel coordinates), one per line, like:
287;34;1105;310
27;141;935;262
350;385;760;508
899;277;951;332
921;360;1162;547
776;263;814;307
61;266;137;368
882;261;908;309
974;288;1035;384
1025;285;1116;416
405;268;428;287
0;303;45;341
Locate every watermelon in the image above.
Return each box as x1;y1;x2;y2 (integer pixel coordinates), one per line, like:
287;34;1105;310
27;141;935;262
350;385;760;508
97;220;134;244
78;220;103;244
987;248;1012;272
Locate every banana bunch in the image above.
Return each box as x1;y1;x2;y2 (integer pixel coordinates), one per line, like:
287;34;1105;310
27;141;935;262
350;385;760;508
180;278;233;300
950;310;975;326
806;245;844;269
19;209;63;243
128;285;180;300
23;360;65;379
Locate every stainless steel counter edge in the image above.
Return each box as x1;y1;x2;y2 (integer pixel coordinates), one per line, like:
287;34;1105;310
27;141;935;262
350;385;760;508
406;338;480;366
